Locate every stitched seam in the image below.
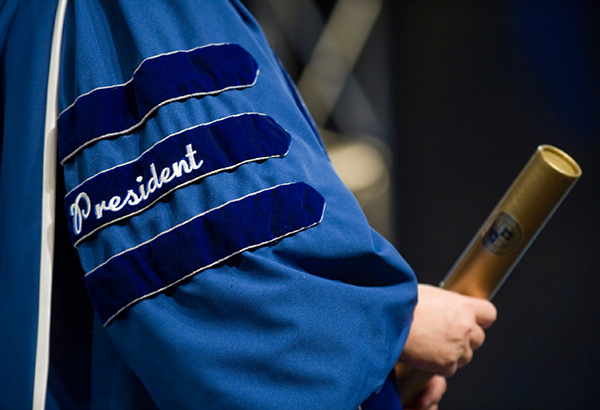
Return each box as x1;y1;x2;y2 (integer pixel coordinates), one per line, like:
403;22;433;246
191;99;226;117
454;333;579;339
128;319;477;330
102;202;325;326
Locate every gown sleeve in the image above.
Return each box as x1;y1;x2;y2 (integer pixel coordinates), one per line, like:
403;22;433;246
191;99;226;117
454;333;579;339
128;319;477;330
57;1;417;408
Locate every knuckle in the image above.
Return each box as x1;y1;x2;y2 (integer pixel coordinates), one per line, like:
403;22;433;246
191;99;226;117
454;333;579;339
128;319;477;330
457;319;475;338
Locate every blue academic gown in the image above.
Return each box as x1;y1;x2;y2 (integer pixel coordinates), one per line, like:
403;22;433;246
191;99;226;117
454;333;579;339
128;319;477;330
0;1;415;408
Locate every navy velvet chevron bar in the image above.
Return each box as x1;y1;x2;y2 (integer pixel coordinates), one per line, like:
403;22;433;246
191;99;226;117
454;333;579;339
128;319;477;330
84;182;326;325
65;113;291;246
58;43;259;163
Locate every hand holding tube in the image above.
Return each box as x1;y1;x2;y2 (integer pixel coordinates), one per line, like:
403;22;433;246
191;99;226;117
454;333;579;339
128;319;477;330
396;285;497;409
399;285;496;377
397;145;581;407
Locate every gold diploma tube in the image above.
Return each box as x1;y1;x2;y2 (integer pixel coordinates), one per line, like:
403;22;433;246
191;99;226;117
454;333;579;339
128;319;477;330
440;145;581;299
398;145;581;406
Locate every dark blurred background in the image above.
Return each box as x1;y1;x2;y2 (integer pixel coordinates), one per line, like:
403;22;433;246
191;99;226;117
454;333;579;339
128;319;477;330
244;1;600;408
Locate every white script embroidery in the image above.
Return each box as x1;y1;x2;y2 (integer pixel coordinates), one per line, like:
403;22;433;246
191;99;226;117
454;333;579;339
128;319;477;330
70;192;91;234
70;144;203;235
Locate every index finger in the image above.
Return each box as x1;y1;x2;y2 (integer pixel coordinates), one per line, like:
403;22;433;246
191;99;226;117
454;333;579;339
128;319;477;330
469;297;497;329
